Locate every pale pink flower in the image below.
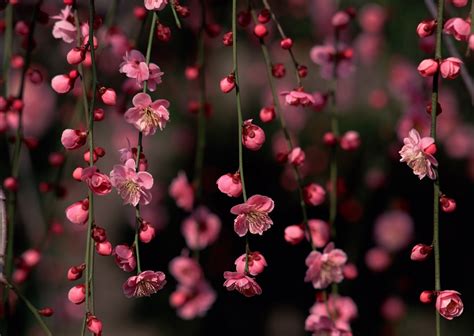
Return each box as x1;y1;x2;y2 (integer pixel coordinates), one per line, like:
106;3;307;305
304;243;347;289
123;270;167;298
223;272;262;297
124;92;170;136
114;244;136;272
144;0;168;11
51;74;73;94
119;50;149;83
230;194;274;237
81;166;112;196
306;295;357;333
61;129;87;150
170;281;216;319
51;6;76;43
439;57;462;79
169;171;194;211
436;290;464;320
234;251;267;276
443;18;471;41
374;210;414;252
399;128;438;180
242;119;266;151
281;90;315;107
169;256;202;287
310;45;354;79
181;206;221;250
216;172;242;197
110;158;154;206
417;58;438;77
65;199;89;225
340;131;361;151
144;63;164;91
308;219;330;248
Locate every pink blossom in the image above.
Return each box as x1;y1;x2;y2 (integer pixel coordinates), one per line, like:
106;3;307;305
181;206;221;250
304;243;347;289
144;0;168;11
51;74;73;94
310;45;354;79
306;315;352;336
242;119;266;151
144;63;164;91
95;241;112;256
381;296;406;321
170;281;216;319
61;129;87;150
110;158;154;206
223;272;262;297
332;11;351;29
443;18;471;41
119;50;149;83
169;171;194;211
113;244;136;272
65;199;89;225
124;93;170;135
306;295;357;333
436;290;464;320
123;270;167;298
86;316;103;335
340;131;361;151
51;6;76;44
68;285;85;304
308;219;330;248
230;194;274;237
410;244;433;261
399;128;438;180
81;166;112;196
20;249;41;268
284;225;305;245
139;222;156;243
234;251;267;276
304;183;326;206
439;57;462;79
219;75;235;93
417;19;437;38
288;147;306;166
281;90;315;107
451;0;468;6
100;88;117;106
374;210;414;252
169;256;202;287
417;58;438;77
365;247;391;272
216;172;242;197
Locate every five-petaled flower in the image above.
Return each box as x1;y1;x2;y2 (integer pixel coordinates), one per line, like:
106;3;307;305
124;93;170;136
304;242;347;289
399;128;438;180
230;195;275;237
123;270;167;298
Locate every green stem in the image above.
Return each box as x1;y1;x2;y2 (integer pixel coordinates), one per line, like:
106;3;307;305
170;1;182;29
248;6;314;250
2;280;52;336
431;1;444;336
1;3;13;97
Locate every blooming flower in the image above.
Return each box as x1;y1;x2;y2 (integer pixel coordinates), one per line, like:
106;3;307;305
170;281;216;319
230;194;275;237
110;158;154;206
144;0;168;11
223;272;262;297
81;166;112;196
181;207;221;250
51;6;76;43
304;243;347;289
439;57;462;79
124;93;170;135
123;270;167;298
169;171;194;211
443;17;471;41
119;50;149;83
436;290;463;320
234;251;267;276
281;90;316;107
399;128;438;180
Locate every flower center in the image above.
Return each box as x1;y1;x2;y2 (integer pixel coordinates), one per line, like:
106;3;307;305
142;106;160;128
135;280;159;297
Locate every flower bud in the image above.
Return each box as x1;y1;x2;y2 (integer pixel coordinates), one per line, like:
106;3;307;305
410;244;432;261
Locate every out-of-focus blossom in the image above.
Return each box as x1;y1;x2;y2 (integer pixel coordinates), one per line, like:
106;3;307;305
381;296;406;321
307;219;330;248
169;256;202;287
181;206;221;250
51;6;76;43
113;244;136;272
169;171;194;211
144;0;168;11
304;183;326;206
304;243;347;289
281;89;315;107
223;272;262;297
374;210;414;252
170;281;216;319
365;247;391;272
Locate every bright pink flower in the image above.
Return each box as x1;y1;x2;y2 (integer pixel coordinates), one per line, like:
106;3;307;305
436;290;464;320
144;63;164;92
65;199;89;225
95;241;113;256
231;194;274;237
340;131;361;151
374;210;414;252
67;47;85;65
119;50;149;83
61;129;87;150
304;243;347;289
113;244;136;272
308;219;330;248
81;166;112;196
144;0;168;11
169;256;202;286
181;206;221;250
417;58;438;77
51;6;76;43
139;222;156;243
123;270;167;298
219;75;235;93
451;0;468;6
440;57;462;79
170;281;216;320
281;90;315;107
223;271;262;297
410;243;433;261
399;128;438;180
100;88;117;106
288;147;305;166
51;74;73;94
284;225;305;245
124;92;170;136
417;19;437;38
234;251;267;276
110;158;154;206
306;315;351;335
242;119;265;151
169;171;194;211
304;183;326;206
216;172;242;197
86;315;103;335
443;18;471;41
259;106;276;123
68;285;85;304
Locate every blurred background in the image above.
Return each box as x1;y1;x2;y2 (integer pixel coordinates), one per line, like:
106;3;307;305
1;0;473;335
